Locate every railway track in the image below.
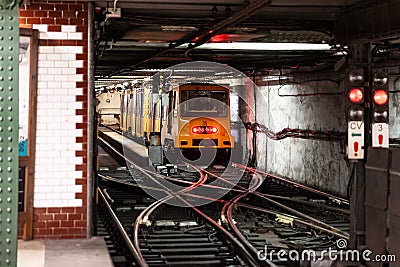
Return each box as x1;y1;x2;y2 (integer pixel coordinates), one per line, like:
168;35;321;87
96;127;350;266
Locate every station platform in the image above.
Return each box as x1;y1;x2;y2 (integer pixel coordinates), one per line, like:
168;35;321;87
99;126;150;167
17;237;114;267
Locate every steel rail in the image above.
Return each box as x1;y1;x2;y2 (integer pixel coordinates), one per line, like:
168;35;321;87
99;134;260;266
98;187;146;266
238;203;349;240
233;162;349;205
222;172;277;267
132;166;208;260
204;168;349;238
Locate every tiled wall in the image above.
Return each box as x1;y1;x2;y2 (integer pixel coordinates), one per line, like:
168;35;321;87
20;1;88;238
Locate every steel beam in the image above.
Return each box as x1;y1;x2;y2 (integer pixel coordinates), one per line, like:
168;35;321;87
0;0;19;265
335;0;400;43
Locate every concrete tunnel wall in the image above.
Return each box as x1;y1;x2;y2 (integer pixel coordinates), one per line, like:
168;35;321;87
253;69;400;198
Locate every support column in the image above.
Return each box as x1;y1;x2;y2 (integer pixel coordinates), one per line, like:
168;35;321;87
349;43;371;251
0;0;19;265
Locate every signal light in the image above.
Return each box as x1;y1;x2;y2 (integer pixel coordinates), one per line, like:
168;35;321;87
372;89;388;106
347;69;364;85
345;69;365;122
348;106;364;121
191;126;218;135
348;88;364;103
371;71;389;123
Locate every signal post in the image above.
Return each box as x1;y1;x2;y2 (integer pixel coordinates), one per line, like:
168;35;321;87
346;44;391;257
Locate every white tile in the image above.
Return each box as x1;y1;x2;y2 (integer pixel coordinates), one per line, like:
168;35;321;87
61;165;75;172
54;46;69;53
38;61;54;68
38;74;54;82
60;178;75;185
46;192;61;199
39;32;53;39
57;144;69;151
56;74;70;82
47;68;62;75
37;102;54;109
69;60;83;68
68;102;83;109
68;88;83;96
33;24;48;32
38;54;47;61
46;81;61;89
68;46;83;54
44;178;60;186
61;54;75;61
53;200;64;206
54;171;69;179
34;192;47;200
61;81;77;89
47;137;61;144
69;171;84;178
68;74;83;82
34;199;53;207
68;157;83;165
42;32;68;40
61;25;76;33
37;81;47;89
35;144;55;151
38;116;54;123
53;90;68;96
38;88;54;96
70;185;82;193
62;95;76;102
46;123;61;131
53;185;68;193
39;46;54;54
68;199;83;207
34;178;47;186
68;143;83;151
54;60;66;67
61;68;76;75
67;32;83;40
72;129;83;136
60;136;76;145
60;192;75;200
47;54;61;60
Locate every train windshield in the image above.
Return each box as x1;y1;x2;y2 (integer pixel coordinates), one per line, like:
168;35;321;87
180;90;228;117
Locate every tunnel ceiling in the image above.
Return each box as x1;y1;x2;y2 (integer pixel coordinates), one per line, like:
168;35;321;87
92;0;400;79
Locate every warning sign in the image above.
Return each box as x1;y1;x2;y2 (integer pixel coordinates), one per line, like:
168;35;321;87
372;123;389;148
348;121;364;159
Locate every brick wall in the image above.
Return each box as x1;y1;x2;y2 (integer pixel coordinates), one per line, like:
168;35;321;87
20;1;89;239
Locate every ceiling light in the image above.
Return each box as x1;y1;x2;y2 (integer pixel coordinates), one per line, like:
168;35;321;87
179;42;332;51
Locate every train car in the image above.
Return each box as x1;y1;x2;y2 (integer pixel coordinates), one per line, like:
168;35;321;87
96;89;121;126
162;83;233;162
120;82;233;164
120;83;162;144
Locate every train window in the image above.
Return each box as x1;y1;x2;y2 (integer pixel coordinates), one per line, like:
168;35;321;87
180;90;228;117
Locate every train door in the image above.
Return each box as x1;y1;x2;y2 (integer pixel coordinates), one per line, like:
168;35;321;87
167;91;174;134
128;91;134;135
120;93;125;130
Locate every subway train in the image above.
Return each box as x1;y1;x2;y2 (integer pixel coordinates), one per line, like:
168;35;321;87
120;82;234;164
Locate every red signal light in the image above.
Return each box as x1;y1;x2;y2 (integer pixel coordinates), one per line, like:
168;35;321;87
205;126;218;134
191;126;218;134
372;89;388;105
348;88;364;103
